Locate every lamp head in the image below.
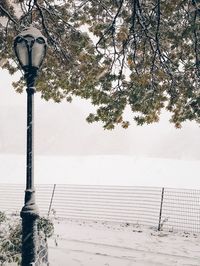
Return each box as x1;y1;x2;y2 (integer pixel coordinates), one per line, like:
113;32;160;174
14;26;47;75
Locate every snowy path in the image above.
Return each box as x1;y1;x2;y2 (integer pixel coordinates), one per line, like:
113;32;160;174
49;238;199;266
48;219;200;266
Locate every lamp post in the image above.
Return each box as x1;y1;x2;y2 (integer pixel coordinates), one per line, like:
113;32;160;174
13;26;47;265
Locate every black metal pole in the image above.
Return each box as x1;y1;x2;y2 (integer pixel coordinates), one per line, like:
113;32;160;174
158;187;165;231
20;70;39;266
48;184;56;217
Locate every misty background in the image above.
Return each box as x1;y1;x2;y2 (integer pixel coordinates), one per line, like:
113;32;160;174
1;69;199;159
0;69;200;188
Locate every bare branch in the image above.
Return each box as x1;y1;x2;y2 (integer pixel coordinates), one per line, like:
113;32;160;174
0;4;17;24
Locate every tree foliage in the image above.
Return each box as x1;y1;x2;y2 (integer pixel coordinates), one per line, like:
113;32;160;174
0;0;200;129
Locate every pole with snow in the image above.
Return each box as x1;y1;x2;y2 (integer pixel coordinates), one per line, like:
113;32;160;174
13;25;47;265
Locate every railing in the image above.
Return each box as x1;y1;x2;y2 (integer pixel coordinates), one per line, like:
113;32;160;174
0;184;200;233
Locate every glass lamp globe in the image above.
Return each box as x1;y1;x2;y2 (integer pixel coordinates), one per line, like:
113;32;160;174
14;26;47;73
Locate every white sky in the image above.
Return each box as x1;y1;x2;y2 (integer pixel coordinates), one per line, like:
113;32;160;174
0;68;200;188
0;68;199;160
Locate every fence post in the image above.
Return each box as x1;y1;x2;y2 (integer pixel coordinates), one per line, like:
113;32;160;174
158;187;165;231
48;184;56;216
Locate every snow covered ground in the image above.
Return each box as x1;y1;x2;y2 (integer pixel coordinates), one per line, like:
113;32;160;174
0;154;200;189
1;153;200;265
48;219;200;266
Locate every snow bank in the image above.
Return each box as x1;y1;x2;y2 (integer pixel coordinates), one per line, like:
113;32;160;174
0;154;200;189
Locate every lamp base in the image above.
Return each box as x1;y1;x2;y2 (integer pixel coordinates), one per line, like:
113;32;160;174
20;189;39;266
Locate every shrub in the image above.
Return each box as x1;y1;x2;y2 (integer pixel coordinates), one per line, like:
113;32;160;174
0;211;54;265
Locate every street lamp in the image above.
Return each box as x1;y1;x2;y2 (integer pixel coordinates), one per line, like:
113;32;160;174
13;26;47;265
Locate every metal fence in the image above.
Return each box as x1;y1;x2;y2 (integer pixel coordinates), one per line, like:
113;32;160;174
0;184;200;233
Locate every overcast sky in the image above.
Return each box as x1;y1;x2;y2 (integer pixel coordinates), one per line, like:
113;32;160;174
0;69;199;160
1;67;200;189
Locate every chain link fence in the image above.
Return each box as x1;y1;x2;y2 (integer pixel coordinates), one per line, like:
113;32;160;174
0;184;200;233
